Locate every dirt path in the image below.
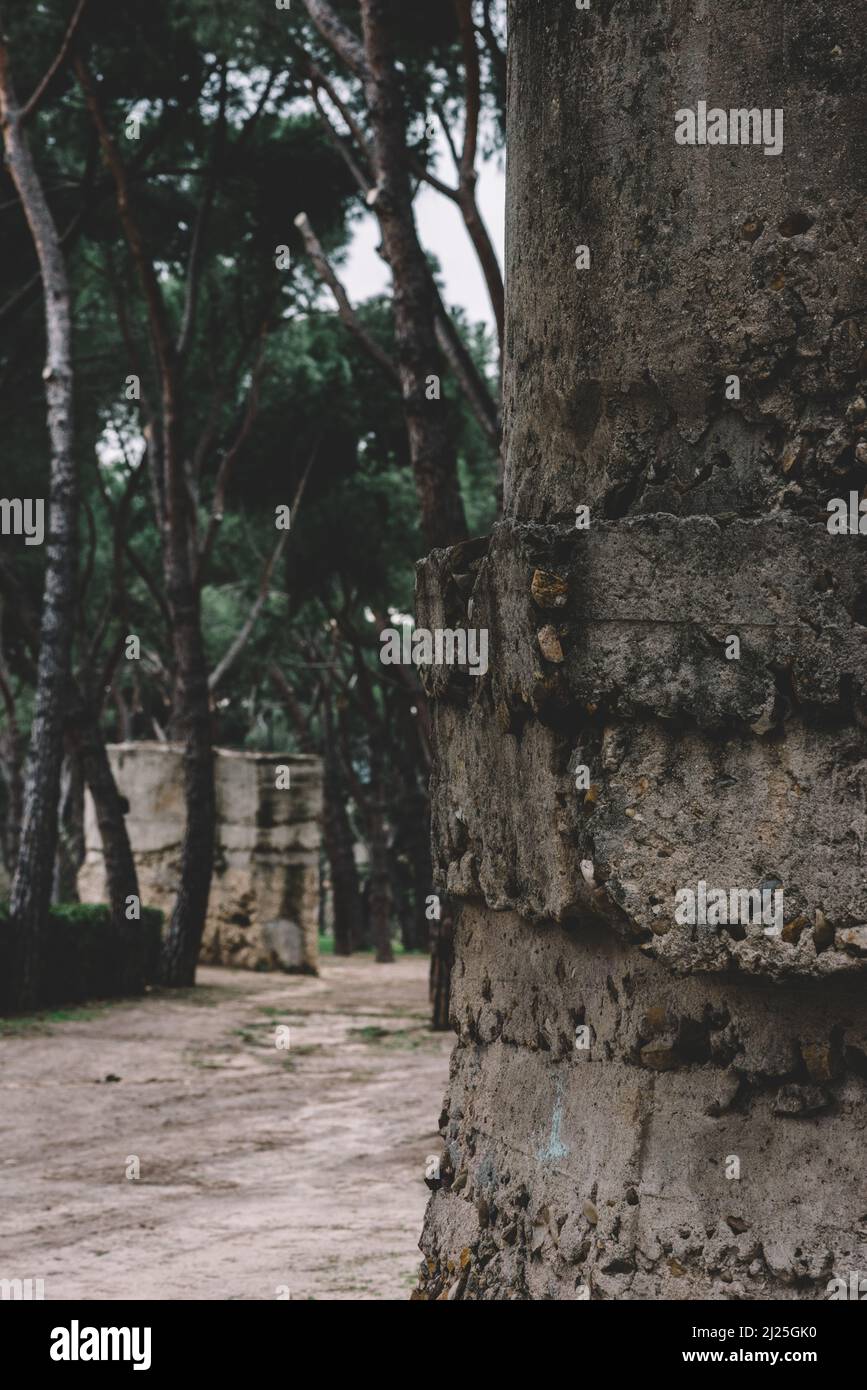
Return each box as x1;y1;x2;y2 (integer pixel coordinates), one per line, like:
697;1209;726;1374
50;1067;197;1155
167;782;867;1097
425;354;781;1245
0;956;451;1301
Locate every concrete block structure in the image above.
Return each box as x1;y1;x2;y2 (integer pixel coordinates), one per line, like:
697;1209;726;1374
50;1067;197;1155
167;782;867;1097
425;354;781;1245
78;743;322;973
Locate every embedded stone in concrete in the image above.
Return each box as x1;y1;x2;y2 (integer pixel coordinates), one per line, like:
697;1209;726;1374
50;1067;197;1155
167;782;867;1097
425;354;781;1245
77;743;322;973
415;0;867;1301
416;907;867;1301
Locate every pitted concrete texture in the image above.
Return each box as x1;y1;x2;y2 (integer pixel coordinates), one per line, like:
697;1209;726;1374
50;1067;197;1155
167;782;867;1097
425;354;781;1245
78;744;322;973
502;2;867;529
415;0;867;1300
419;519;867;726
416;908;867;1301
418;529;867;981
415;518;867;1295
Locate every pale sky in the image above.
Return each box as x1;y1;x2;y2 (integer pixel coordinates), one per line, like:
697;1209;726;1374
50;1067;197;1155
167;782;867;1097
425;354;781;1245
341;137;506;335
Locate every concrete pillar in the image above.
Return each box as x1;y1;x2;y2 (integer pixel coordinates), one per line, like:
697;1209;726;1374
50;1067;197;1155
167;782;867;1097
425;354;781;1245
415;0;867;1300
78;743;323;973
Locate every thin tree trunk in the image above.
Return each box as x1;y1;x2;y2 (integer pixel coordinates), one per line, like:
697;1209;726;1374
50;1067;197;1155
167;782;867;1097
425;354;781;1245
406;793;431;954
159;526;216;986
271;665;365;956
76;59;217;987
354;0;469;980
112;683;134;741
453;0;505;355
0;42;78;1009
357;877;373;951
334;629;396;962
0;734;23;878
429;899;453;1032
391;735;431;954
322;707;364;956
67;690;140;925
365;722;394;964
336;691;393;963
358;0;469;551
365;787;393;964
80;732;138;925
300;0;480;991
0;640;23;877
52;746;83;902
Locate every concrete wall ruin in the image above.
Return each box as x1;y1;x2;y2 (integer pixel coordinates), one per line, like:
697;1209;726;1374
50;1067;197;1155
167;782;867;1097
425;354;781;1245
78;743;322;973
415;0;867;1300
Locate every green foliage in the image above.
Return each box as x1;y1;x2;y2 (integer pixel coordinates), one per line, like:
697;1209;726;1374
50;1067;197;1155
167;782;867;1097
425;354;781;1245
0;901;163;1014
0;0;505;952
0;901;163;931
47;902;164;932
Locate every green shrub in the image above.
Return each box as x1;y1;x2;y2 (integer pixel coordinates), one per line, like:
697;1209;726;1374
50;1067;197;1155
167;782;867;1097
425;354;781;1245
0;903;163;1013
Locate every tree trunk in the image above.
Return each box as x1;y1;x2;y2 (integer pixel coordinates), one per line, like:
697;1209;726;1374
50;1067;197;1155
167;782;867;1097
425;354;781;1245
333;637;394;962
359;730;393;964
323;739;364;955
357;876;373;952
275;669;363;956
358;0;469;551
395;781;431;954
366;799;393;964
453;0;505;358
75;57;217;989
416;0;867;1300
302;0;474;992
428;898;453;1033
0;676;23;878
51;746;83;903
67;690;140;926
0;47;78;1010
159;522;216;986
321;684;364;955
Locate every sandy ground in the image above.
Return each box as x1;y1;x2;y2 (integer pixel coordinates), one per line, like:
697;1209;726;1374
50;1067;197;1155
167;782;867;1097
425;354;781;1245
0;955;452;1301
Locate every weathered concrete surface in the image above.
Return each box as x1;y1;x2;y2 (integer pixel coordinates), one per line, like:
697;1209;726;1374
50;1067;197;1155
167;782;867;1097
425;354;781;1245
416;0;867;1298
419;909;867;1300
78;744;322;973
502;0;866;528
418;525;867;981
